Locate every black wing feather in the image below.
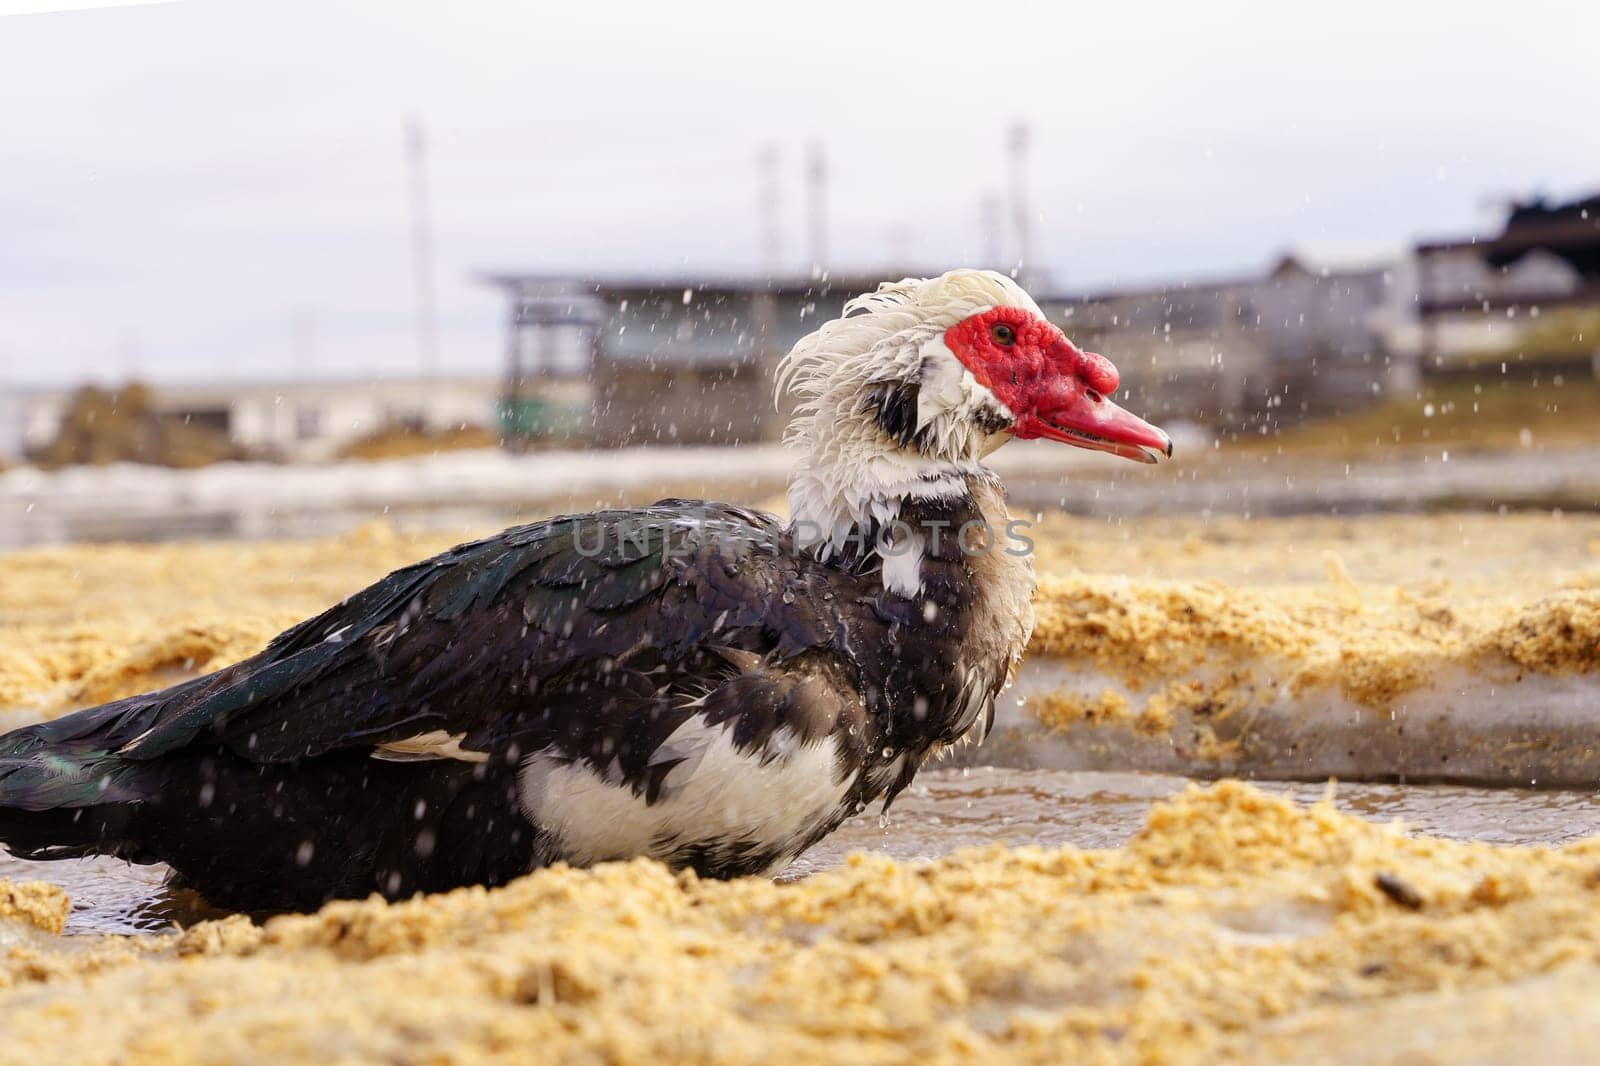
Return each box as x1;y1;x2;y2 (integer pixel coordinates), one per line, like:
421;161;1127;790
87;503;809;770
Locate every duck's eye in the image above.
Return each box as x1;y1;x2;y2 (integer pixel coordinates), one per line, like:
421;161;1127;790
990;323;1016;346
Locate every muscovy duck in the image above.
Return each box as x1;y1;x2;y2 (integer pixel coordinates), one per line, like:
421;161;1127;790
0;269;1169;912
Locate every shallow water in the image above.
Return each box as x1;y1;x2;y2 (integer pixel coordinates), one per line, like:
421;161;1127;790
8;768;1600;935
793;769;1600;875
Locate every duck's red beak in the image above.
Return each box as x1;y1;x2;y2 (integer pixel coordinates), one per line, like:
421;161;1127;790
1013;340;1172;463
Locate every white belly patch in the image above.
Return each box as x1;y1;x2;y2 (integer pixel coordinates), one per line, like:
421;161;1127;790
517;719;850;872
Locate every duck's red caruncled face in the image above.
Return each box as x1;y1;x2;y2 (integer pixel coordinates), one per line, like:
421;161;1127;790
943;307;1172;463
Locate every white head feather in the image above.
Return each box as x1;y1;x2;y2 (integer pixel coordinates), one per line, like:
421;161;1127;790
776;269;1044;567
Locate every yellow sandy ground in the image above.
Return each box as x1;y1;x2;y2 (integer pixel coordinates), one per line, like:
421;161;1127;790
0;521;459;716
0;880;68;935
1024;514;1600;738
1;783;1600;1063
3;514;1598;740
2;518;1600;1061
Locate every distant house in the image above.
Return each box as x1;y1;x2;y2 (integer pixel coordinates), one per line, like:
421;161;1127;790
0;392;23;461
484;260;1415;440
1053;249;1412;426
482;274;889;446
1415;193;1600;373
0;376;504;463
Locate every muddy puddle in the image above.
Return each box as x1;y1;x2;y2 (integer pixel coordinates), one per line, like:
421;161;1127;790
11;767;1600;937
795;769;1600;872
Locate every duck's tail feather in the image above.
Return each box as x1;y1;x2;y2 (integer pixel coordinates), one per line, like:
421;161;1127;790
0;690;185;861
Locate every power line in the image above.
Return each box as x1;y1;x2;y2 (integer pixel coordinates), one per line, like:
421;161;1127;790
405;116;441;406
758;143;782;277
806;140;828;276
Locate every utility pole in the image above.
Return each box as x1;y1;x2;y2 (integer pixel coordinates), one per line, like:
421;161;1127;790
119;330;142;383
980;193;1003;268
758;142;782;278
805;140;828;277
292;308;316;379
1007;121;1036;287
885;223;913;272
405;117;440;425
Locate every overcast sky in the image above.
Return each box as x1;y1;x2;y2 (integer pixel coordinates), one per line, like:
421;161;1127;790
2;0;1597;386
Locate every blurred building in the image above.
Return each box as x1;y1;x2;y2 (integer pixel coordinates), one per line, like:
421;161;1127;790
0;392;24;461
1054;249;1413;428
487;261;1413;443
1414;193;1600;375
483;274;887;447
1;376;504;463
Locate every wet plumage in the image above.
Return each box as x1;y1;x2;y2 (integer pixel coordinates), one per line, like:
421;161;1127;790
0;498;1007;910
0;270;1167;911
